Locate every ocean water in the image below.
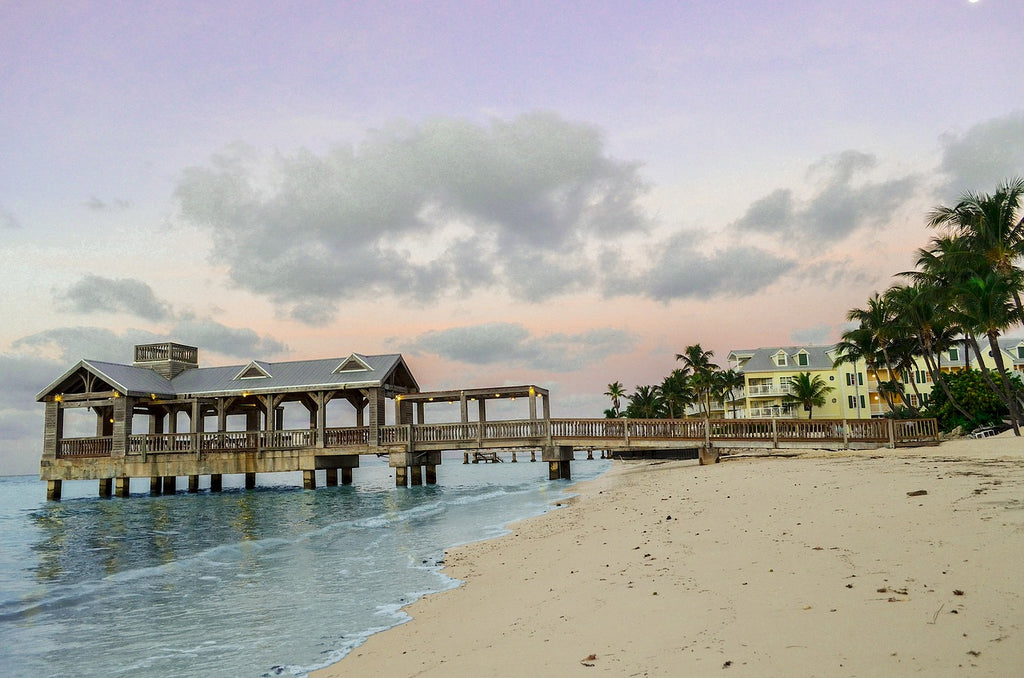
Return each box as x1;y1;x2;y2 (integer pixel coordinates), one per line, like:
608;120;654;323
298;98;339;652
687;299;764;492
0;453;609;677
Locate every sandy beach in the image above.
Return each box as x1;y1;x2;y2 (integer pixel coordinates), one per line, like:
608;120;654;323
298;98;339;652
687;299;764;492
314;434;1024;677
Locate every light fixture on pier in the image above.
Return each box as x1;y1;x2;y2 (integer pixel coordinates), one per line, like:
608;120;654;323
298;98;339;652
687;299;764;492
54;394;62;402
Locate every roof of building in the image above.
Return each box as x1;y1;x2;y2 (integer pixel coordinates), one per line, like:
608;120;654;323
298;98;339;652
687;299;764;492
36;352;418;401
730;345;837;373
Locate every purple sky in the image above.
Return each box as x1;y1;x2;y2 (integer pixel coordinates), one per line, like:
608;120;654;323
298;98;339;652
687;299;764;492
2;1;1023;473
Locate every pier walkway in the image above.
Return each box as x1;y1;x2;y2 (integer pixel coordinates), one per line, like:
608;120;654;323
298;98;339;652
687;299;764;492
37;342;940;500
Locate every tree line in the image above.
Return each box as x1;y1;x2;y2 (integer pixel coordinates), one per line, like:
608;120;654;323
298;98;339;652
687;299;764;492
836;177;1024;435
604;344;835;420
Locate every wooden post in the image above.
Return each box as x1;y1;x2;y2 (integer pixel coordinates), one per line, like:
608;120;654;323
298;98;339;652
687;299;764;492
99;478;113;498
162;476;176;494
115;477;130;497
410;465;423;486
511;451;517;462
587;449;594;460
46;479;62;501
425;464;437;484
341;467;353;485
530;450;536;462
210;474;223;492
188;475;200;493
245;472;256;489
842;419;850;450
303;470;316;490
463;451;470;464
150;477;163;496
887;419;896;448
395;466;407;487
326;468;338;486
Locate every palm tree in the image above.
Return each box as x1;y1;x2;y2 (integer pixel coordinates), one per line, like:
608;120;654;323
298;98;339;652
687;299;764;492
784;372;834;420
845;293;905;411
675;344;719;416
716;368;745;419
624;385;665;419
947;272;1022;435
604;381;627;416
658;369;694;418
929;177;1024;323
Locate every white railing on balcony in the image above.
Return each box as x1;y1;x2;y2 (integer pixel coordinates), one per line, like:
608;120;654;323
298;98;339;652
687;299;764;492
746;383;795;396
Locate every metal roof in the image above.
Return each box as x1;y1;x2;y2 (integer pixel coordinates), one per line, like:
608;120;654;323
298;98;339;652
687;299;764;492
37;353;418;401
735;345;838;373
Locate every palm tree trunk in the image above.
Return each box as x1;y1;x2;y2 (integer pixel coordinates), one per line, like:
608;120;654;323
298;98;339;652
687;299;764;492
967;334;1021;434
986;331;1022;436
922;348;978;426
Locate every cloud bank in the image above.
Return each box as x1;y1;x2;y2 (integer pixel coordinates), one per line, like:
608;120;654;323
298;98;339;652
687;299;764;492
405;322;635;372
176;112;650;322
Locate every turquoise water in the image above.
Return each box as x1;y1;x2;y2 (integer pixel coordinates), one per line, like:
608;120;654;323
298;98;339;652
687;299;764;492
0;454;609;677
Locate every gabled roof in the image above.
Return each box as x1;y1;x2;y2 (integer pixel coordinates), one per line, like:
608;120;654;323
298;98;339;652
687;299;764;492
36;360;176;401
37;353;420;401
168;353;418;396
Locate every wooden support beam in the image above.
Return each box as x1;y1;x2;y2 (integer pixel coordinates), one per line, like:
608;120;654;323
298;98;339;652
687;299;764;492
99;478;112;497
210;474;223;492
46;479;62;501
115;477;130;497
303;470;316;490
325;468;338;486
150;477;163;495
188;475;200;493
162;476;176;494
341;466;353;485
410;465;423;486
245;472;256;489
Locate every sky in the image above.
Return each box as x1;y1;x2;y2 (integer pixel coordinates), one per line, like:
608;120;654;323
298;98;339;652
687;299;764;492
2;0;1023;474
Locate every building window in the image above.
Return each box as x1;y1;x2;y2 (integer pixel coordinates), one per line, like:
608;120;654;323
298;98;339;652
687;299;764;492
797;352;808;366
915;369;930;384
859;395;866;409
776;352;787;366
848;395;856;409
949;347;959;362
858;372;864;386
1017;346;1024;360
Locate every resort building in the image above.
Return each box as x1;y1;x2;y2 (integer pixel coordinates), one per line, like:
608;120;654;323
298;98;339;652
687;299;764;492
717;337;1024;420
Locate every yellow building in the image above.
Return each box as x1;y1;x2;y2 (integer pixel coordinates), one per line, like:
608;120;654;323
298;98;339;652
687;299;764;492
719;337;1024;420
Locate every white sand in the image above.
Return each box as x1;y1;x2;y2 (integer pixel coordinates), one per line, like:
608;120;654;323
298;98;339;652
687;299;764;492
314;433;1024;677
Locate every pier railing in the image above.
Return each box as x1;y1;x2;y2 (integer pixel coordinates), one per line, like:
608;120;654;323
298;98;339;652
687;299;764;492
60;417;940;459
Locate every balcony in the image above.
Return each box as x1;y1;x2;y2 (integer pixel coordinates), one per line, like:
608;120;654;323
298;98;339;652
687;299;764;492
746;383;795;397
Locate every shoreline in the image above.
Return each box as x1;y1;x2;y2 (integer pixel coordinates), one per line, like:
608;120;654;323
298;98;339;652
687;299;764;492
313;435;1024;677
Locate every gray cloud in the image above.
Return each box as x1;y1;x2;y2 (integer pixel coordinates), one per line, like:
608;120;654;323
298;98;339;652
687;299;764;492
84;196;131;211
0;204;20;229
13;323;286;365
405;322;636;372
168;319;288;357
938;111;1024;199
59;275;173;321
733;150;919;242
175;112;650;321
613;231;795;302
790;323;833;345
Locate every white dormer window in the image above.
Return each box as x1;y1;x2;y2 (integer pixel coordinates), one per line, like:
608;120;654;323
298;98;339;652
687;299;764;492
234;361;272;380
1017;345;1024;360
334;354;372;373
796;351;809;366
775;351;788;367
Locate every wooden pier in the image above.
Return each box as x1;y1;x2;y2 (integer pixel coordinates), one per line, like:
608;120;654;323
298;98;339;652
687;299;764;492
37;342;941;499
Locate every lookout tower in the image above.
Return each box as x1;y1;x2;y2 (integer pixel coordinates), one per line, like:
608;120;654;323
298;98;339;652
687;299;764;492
132;342;199;379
